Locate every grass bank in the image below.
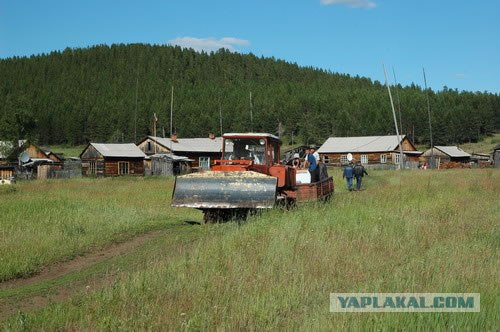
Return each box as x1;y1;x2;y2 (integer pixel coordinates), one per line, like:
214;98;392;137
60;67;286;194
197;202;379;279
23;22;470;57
3;169;498;329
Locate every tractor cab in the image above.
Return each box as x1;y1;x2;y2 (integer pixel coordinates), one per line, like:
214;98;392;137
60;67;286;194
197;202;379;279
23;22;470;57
213;133;281;172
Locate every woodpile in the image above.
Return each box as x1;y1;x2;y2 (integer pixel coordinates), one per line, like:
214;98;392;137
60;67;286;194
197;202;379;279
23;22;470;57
440;162;471;169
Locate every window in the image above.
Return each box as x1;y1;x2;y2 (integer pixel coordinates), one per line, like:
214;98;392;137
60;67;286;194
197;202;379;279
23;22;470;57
118;161;129;175
199;157;211;170
340;155;348;164
323;155;330;164
89;161;96;175
380;154;387;164
393;153;401;164
361;155;368;165
223;138;266;165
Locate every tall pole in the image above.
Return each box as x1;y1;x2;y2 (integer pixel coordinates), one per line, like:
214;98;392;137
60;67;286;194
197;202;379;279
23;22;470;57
249;91;254;132
134;76;139;143
392;67;404;137
423;68;434;168
170;85;174;136
383;64;404;170
153;113;157;154
219;105;223;137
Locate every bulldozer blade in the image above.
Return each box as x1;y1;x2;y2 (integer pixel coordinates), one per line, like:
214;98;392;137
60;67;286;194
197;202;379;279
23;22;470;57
171;171;277;209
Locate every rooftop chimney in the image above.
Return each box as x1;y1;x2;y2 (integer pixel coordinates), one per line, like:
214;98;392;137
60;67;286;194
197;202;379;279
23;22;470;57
208;132;216;140
170;133;178;142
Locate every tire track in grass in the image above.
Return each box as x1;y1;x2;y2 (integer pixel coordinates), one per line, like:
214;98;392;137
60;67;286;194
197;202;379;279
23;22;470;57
0;223;199;321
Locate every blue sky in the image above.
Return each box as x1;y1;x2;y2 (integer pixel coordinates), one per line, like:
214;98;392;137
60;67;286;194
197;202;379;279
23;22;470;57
1;0;498;93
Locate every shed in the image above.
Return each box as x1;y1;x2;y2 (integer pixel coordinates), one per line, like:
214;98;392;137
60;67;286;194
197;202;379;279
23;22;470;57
146;153;192;176
422;146;471;167
317;135;421;167
137;133;223;170
80;143;146;177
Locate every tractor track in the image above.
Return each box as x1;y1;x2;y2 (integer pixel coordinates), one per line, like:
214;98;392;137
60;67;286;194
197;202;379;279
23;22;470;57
0;229;166;321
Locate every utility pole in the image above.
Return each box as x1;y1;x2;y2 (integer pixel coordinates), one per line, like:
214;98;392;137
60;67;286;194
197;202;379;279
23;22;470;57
219;105;223;137
249;91;254;132
383;64;404;170
423;68;434;168
392;67;404;137
153;113;158;154
134;76;139;143
170;85;174;137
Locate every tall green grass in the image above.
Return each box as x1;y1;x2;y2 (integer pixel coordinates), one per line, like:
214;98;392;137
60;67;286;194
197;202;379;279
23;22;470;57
0;177;200;281
3;170;499;329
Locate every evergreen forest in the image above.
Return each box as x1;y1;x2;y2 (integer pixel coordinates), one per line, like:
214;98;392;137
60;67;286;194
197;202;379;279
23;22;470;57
0;44;498;146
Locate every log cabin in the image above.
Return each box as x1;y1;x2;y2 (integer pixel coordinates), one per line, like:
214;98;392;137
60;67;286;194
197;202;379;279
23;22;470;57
137;133;223;170
317;135;422;167
80;143;146;177
421;146;471;168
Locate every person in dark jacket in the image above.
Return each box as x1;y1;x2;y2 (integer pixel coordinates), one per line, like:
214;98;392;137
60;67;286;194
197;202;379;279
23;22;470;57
353;161;368;191
342;162;355;191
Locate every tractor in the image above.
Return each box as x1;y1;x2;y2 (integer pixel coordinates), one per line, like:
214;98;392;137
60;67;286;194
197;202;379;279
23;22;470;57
171;133;334;222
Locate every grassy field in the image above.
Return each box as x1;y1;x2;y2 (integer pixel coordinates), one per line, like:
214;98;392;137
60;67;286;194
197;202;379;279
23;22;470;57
0;177;200;282
1;169;499;329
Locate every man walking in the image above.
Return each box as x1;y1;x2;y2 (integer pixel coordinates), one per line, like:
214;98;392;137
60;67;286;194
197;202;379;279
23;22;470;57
354;161;368;191
342;162;355;191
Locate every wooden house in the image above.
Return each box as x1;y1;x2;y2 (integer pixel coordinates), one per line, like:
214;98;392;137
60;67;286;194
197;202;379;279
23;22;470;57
317;135;421;167
80;143;146;177
25;144;63;163
421;146;471;168
137;133;223;170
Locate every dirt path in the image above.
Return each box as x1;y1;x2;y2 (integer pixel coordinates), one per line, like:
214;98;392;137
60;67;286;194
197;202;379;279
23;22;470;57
0;230;165;321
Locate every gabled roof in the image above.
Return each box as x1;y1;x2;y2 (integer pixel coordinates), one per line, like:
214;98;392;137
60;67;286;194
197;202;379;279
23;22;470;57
317;135;409;153
89;143;146;158
434;146;471;158
145;136;223;153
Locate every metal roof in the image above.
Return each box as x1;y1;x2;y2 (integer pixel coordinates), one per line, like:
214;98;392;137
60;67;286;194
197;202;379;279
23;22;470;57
148;136;223;153
223;133;281;140
149;153;192;161
317;135;407;153
434;146;471;158
91;143;146;158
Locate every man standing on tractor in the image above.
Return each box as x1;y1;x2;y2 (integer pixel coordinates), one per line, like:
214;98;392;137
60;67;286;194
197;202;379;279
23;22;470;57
305;148;319;182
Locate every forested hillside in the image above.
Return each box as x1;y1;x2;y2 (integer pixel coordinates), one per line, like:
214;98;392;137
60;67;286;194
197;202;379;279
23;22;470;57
0;44;498;146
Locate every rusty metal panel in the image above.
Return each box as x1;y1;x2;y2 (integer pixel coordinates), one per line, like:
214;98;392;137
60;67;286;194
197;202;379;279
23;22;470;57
171;171;277;209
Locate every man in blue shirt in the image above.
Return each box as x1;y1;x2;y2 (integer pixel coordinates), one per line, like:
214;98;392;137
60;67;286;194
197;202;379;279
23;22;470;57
342;162;355;191
306;148;319;182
